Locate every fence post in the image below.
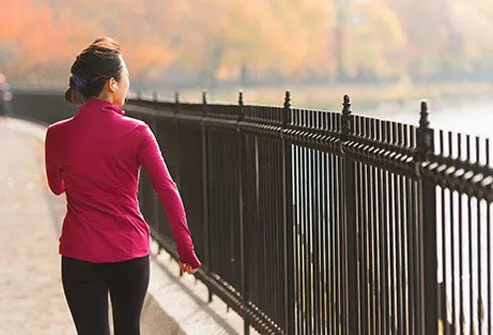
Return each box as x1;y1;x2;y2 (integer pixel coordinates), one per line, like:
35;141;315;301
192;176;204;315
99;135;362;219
282;91;295;335
416;100;437;334
341;94;358;334
237;91;250;335
150;104;160;243
201;90;213;303
173;92;184;275
174;92;181;189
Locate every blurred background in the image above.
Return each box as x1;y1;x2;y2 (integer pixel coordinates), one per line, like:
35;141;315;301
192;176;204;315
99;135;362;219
2;0;493;133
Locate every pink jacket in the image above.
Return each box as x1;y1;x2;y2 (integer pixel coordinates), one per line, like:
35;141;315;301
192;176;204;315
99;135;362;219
45;98;200;268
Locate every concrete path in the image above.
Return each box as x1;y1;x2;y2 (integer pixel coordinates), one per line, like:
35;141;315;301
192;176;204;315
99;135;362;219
0;118;75;334
0;118;257;335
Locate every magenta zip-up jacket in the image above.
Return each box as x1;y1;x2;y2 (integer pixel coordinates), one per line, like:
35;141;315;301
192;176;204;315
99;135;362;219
45;98;200;268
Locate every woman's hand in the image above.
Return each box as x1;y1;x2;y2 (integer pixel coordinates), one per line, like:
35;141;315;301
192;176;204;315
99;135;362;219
180;261;199;275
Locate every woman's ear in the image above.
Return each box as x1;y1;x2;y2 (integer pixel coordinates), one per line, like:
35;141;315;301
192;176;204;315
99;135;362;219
109;78;119;92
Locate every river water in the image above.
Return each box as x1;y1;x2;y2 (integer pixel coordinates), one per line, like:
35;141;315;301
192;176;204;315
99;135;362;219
365;96;493;138
370;97;493;332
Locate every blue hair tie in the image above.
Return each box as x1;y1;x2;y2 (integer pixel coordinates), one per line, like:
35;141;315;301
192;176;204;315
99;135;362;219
69;75;87;93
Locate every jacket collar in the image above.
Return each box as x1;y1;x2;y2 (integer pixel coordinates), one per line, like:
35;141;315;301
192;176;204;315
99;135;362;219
82;98;125;115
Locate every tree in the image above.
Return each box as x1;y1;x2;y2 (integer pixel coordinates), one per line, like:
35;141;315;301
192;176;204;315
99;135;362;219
387;0;455;76
174;0;335;87
342;1;407;79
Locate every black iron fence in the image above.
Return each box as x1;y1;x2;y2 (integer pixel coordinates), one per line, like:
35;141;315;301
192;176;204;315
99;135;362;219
12;91;493;334
124;92;493;335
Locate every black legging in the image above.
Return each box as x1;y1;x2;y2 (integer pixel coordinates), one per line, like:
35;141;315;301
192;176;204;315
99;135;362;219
61;255;150;335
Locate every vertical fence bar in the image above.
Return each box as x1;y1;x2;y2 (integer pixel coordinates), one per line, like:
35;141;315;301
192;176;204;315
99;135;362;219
329;135;337;334
321;113;329;335
368;120;376;335
174;92;183;275
174;92;181;188
312;110;321;335
416;100;438;335
455;133;461;334
300;110;308;334
282;91;295;335
410;126;419;334
374;120;382;335
454;132;458;334
388;123;396;334
355;117;368;334
306;110;313;334
294;108;302;334
487;138;491;335
341;95;358;334
379;123;388;335
386;122;393;334
477;137;483;335
237;91;250;335
200;91;212;302
148;111;161;242
466;134;474;334
360;119;369;334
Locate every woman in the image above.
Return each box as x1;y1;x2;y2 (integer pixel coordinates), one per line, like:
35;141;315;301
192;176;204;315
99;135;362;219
45;37;200;335
0;73;13;121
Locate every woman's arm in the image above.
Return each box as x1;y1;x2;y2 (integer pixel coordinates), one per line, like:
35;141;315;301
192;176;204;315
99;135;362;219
137;124;201;269
45;127;65;195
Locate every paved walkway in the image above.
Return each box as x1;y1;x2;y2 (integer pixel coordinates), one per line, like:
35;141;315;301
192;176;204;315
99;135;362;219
0;119;75;334
0;118;254;335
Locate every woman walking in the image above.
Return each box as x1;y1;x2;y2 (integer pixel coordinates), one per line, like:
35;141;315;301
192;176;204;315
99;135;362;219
0;73;13;122
45;37;200;335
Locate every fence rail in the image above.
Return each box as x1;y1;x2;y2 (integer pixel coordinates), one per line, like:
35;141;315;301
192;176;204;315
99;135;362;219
13;91;493;334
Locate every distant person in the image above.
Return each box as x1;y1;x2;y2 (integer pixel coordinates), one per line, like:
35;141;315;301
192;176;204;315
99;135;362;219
44;37;201;335
0;73;13;121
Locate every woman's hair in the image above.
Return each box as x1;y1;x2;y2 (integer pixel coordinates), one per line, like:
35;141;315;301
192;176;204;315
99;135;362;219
65;37;123;105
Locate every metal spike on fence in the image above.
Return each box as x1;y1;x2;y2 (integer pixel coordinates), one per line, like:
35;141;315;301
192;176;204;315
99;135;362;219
419;100;430;129
283;91;291;109
282;91;291;127
174;91;180;117
417;99;433;162
202;90;209;117
341;94;353;139
202;90;208;105
238;90;244;106
343;94;351;113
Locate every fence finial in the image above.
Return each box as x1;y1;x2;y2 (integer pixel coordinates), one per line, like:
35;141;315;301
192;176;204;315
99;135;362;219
416;99;434;163
174;91;180;116
283;91;291;109
341;94;353;136
202;90;208;105
238;90;244;106
202;90;209;117
342;94;351;116
419;100;430;129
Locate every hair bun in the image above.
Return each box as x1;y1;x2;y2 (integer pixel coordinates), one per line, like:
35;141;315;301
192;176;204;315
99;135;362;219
69;75;87;93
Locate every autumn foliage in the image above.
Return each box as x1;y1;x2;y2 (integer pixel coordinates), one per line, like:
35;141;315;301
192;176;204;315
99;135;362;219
1;0;493;88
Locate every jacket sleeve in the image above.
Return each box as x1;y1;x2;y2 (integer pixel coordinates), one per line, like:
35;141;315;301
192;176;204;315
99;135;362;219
137;124;201;269
44;127;65;195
